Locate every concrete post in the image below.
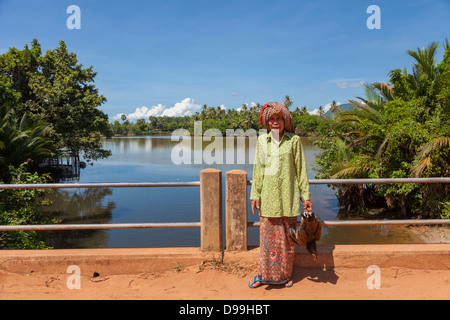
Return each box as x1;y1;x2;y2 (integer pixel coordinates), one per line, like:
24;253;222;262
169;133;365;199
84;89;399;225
200;168;223;251
225;170;248;251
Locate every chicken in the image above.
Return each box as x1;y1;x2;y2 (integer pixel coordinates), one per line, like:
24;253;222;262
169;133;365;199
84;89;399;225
289;211;322;260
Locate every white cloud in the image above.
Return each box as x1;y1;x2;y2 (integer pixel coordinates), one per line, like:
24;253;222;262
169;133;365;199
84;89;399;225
161;98;202;117
112;98;201;122
335;80;364;89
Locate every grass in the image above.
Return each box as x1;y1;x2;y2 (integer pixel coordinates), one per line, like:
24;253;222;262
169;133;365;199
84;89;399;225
198;255;258;278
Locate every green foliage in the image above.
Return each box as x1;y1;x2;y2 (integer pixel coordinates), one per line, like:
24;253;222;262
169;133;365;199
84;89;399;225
0;39;112;164
0;163;55;249
111;107;335;137
0;102;52;180
314;40;450;218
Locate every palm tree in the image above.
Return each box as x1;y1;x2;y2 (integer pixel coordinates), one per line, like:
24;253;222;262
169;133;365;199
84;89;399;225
318;106;324;117
336;83;387;126
389;41;444;113
216;106;225;119
283;95;293;110
201;104;208;120
330;100;340;115
230;116;245;130
326;82;392;180
0;104;52;180
407;41;440;82
301;106;308;115
410;136;450;177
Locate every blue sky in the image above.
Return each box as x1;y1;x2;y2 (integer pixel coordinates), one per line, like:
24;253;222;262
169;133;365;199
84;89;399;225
1;0;449;121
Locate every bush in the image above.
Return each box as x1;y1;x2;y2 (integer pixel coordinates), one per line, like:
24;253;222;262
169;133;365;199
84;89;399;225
0;163;56;249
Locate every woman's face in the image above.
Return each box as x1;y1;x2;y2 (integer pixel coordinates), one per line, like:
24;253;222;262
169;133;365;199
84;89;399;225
268;113;285;133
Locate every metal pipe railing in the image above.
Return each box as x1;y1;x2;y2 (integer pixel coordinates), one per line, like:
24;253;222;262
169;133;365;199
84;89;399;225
248;219;450;227
0;181;202;232
0;222;201;231
246;177;450;228
1;177;449;232
0;181;200;190
247;177;450;185
2;177;448;190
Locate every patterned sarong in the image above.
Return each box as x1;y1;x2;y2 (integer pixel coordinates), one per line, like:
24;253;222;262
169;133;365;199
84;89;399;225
258;216;297;284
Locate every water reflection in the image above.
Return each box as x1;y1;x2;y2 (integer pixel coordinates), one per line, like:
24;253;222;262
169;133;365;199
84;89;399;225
43;188;115;248
43;136;425;248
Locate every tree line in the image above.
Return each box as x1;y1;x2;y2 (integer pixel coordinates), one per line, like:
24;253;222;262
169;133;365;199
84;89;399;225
110;99;338;136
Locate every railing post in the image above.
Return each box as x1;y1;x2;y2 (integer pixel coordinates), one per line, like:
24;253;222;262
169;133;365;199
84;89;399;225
225;170;248;251
200;168;223;251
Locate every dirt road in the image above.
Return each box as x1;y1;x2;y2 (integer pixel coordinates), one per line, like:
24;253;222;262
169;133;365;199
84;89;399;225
1;261;449;300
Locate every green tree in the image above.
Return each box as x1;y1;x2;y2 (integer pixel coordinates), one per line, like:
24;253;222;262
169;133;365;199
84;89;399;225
315;40;450;217
0;39;112;164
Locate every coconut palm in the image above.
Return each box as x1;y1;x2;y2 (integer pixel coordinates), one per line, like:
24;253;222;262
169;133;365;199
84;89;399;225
389;41;445;113
0;104;52;180
407;41;440;82
330;100;340;115
283;95;293;110
337;83;387;126
324;83;392;181
318;106;324;117
301;106;308;115
410;136;450;177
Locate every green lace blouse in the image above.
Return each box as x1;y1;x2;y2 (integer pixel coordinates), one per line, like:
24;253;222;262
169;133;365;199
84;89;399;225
250;131;311;218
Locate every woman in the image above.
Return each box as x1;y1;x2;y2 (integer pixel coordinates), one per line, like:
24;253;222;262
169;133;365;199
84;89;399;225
248;102;312;288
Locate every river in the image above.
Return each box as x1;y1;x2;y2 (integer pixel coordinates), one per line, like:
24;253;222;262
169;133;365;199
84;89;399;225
42;135;423;248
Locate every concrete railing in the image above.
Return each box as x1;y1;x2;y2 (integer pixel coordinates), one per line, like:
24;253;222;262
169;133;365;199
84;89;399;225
1;169;449;252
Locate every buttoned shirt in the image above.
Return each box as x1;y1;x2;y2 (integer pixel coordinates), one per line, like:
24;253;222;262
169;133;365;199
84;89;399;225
250;131;311;217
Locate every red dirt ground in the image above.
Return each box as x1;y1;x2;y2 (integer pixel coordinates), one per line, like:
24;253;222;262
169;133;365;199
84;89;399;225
1;262;449;300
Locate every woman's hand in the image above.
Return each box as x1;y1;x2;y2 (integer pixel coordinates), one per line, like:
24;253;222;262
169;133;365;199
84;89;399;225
303;200;313;212
251;200;260;215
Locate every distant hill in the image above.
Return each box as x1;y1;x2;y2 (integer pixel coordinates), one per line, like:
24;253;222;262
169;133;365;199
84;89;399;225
323;103;354;118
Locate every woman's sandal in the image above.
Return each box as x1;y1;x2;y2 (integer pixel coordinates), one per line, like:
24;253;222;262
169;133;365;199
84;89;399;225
284;279;293;288
248;275;263;288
